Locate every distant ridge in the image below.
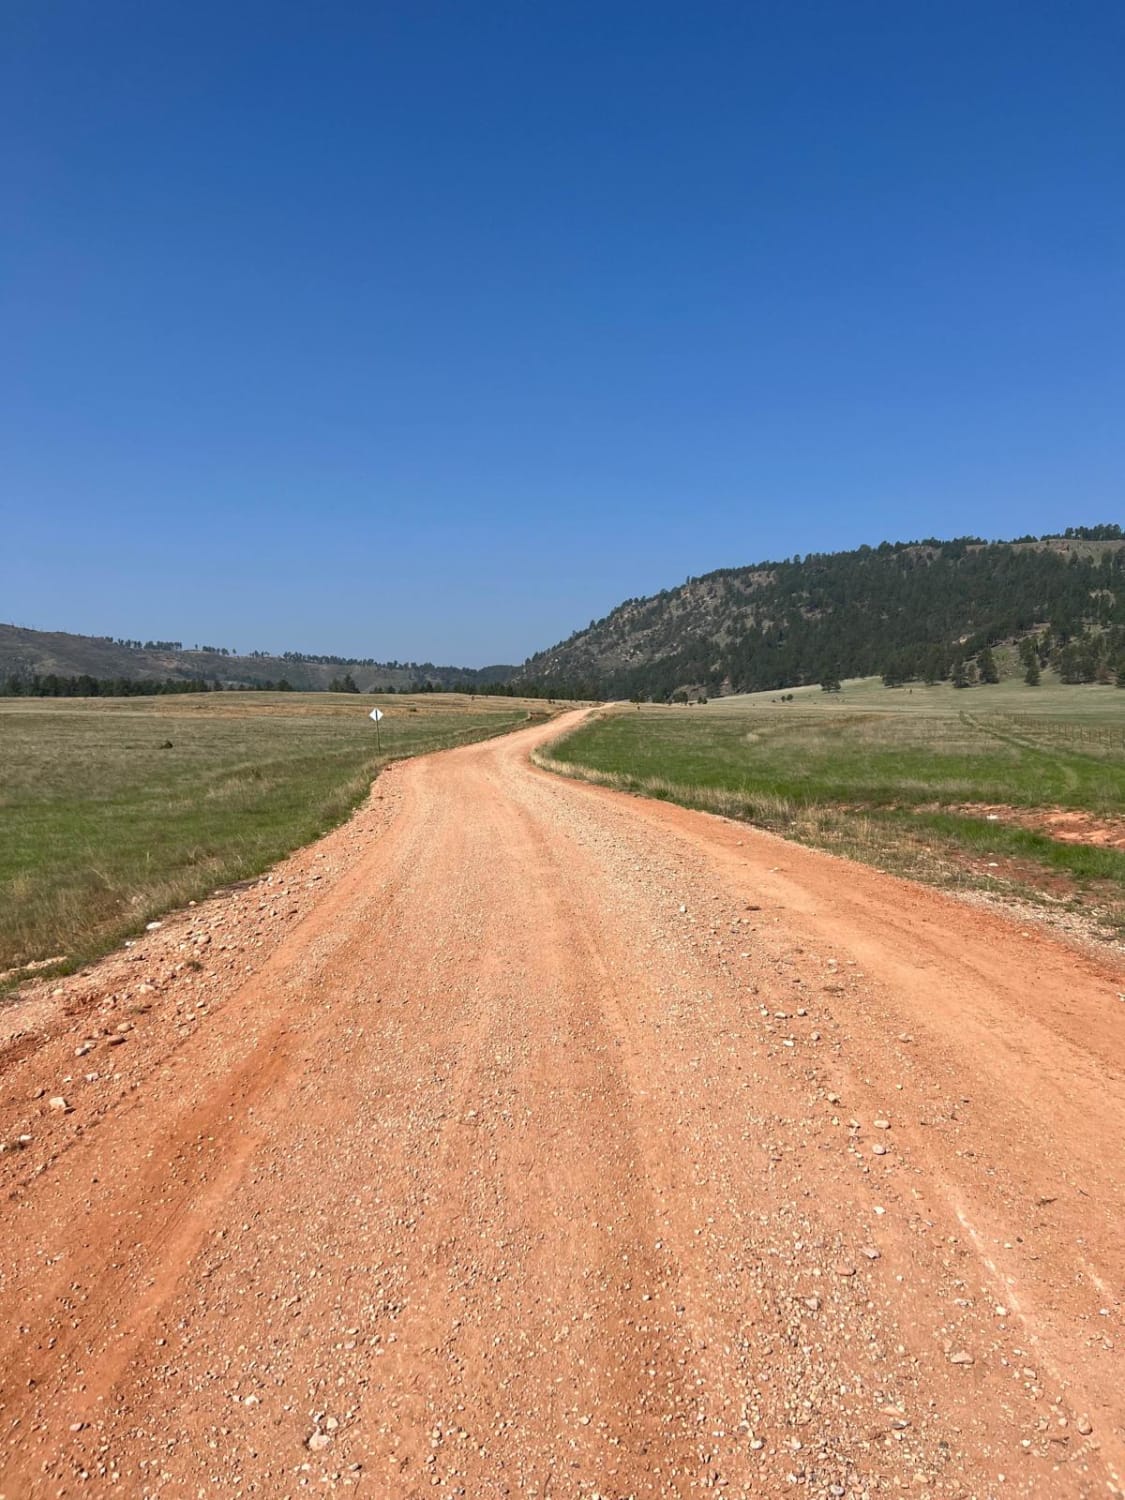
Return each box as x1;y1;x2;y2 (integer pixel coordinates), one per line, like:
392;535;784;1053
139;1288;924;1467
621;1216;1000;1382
517;526;1125;699
7;526;1124;702
0;624;515;694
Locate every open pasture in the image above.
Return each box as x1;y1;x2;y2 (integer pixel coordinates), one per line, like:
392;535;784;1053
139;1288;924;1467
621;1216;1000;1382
544;677;1125;938
0;691;539;985
566;679;1125;810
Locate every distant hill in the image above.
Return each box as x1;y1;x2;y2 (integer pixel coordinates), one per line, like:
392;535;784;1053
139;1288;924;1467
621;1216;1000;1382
7;525;1125;703
518;527;1125;699
0;625;516;694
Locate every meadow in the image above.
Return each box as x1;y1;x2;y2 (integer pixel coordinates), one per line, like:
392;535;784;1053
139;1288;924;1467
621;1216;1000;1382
0;691;540;987
541;677;1125;939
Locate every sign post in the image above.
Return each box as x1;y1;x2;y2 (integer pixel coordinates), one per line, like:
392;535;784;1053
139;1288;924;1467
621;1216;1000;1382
368;706;384;750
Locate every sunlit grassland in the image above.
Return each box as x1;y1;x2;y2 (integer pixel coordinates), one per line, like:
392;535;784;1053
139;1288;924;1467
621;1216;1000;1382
0;691;542;985
541;677;1125;936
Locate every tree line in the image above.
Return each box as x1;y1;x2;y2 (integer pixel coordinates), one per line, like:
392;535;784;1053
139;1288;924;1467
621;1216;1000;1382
0;672;596;701
1;674;301;697
2;674;224;698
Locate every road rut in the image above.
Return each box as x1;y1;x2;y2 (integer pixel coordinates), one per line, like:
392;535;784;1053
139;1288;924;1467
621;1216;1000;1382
1;710;1122;1498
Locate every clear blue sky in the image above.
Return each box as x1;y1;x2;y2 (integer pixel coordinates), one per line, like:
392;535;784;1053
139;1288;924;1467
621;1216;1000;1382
3;2;1122;666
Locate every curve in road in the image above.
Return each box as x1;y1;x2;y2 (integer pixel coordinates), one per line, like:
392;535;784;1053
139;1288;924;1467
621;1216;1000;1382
1;710;1122;1497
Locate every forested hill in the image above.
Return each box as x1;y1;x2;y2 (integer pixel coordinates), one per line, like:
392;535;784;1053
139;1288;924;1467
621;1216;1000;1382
519;528;1125;700
0;624;515;694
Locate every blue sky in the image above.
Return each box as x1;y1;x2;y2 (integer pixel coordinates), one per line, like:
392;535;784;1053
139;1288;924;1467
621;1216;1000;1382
3;2;1122;665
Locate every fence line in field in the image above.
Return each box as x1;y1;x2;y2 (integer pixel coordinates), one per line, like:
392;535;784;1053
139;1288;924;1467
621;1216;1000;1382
1002;715;1125;751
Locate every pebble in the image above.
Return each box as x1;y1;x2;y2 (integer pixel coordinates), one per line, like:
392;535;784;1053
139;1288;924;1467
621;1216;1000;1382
1076;1415;1092;1436
48;1096;70;1113
949;1351;974;1366
307;1431;332;1452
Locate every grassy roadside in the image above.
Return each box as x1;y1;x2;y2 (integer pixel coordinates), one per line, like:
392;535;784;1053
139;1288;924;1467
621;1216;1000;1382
538;679;1125;942
1;691;548;990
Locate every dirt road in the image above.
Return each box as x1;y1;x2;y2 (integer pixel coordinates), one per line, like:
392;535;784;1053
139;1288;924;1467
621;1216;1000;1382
2;711;1122;1499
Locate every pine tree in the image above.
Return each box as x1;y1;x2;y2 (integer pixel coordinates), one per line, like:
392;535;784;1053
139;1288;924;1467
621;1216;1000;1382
1024;658;1041;686
977;646;999;684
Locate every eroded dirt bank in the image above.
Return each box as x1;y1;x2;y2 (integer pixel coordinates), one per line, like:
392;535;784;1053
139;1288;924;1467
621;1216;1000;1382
1;711;1122;1498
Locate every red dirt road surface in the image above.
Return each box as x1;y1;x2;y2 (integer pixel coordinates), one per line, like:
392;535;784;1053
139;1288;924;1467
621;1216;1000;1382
1;711;1122;1499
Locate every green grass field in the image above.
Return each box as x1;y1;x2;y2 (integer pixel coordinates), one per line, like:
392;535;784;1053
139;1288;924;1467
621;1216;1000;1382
543;677;1125;937
0;691;539;986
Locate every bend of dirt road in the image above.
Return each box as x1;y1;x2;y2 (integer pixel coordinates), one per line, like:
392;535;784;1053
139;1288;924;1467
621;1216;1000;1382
1;710;1121;1499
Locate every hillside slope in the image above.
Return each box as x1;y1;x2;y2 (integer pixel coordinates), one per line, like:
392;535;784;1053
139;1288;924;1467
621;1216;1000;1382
521;529;1125;698
0;624;514;693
